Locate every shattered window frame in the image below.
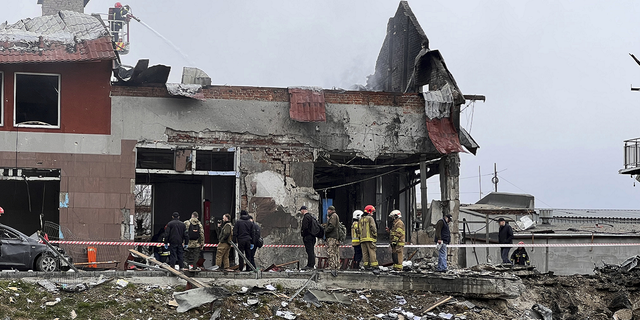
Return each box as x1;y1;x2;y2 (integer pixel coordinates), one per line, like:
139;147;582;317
13;72;61;129
0;71;3;127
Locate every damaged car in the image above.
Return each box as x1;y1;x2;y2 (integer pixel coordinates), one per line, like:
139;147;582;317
0;224;72;272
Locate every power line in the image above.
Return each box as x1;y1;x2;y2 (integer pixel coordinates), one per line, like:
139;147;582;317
497;174;553;208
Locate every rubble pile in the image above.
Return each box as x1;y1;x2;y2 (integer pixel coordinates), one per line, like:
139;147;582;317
5;257;640;319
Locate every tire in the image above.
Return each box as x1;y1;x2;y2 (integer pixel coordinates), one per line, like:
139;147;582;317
36;254;58;272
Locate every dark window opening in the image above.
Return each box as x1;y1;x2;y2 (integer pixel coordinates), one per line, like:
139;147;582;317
196;150;234;171
0;179;60;237
15;73;60;127
136;148;174;170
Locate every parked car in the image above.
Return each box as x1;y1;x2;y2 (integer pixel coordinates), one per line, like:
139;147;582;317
0;224;72;272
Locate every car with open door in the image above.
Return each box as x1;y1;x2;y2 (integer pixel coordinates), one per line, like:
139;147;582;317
0;223;72;272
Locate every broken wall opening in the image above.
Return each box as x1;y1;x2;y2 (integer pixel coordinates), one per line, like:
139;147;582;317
135;146;237;245
314;154;432;243
0;168;60;236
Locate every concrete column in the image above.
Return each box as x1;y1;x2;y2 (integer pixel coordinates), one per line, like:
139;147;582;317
420;156;429;228
439;153;460;267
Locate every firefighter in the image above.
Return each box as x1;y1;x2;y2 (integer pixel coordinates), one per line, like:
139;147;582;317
351;210;363;269
359;205;378;269
389;210;405;271
111;2;130;42
510;241;531;266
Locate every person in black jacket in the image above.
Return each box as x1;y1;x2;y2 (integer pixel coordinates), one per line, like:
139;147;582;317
299;206;315;269
233;210;254;271
164;212;189;270
434;214;452;272
498;218;514;264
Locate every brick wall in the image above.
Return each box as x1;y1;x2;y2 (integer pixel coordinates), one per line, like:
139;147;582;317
41;0;85;16
111;85;425;109
0;140;136;240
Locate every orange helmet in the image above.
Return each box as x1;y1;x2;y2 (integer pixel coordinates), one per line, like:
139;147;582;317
115;2;123;8
364;205;375;214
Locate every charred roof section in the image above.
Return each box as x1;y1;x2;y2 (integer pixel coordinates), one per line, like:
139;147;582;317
367;1;427;93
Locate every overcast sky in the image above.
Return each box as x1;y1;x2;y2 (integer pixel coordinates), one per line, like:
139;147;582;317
5;0;640;209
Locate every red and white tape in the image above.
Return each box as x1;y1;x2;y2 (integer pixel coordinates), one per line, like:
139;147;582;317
46;240;640;249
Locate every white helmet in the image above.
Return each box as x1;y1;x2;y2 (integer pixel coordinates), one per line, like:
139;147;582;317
352;210;363;220
389;210;401;218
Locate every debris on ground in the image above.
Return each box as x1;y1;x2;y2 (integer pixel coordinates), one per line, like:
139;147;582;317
7;254;640;319
173;286;230;313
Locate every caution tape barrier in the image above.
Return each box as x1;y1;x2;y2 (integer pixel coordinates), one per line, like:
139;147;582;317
46;240;640;249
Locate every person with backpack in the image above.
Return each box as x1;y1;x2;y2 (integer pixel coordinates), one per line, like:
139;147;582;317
184;211;205;270
323;205;341;274
300;205;320;270
249;215;262;270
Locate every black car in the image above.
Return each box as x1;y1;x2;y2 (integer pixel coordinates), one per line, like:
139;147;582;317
0;224;72;272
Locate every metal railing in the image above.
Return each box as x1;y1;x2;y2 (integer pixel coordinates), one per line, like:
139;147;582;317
623;138;640;170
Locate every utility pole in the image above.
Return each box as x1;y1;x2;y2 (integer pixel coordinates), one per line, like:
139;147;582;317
492;163;499;193
478;166;482;200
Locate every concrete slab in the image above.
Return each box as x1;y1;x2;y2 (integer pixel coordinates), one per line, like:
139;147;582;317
0;269;523;299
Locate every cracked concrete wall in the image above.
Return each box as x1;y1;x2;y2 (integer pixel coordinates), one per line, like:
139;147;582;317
110;95;438;161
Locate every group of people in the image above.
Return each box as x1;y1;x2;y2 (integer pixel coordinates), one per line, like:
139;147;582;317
152;208;530;273
152;210;262;272
151;211;205;271
300;204;409;272
214;210;262;272
498;217;531;266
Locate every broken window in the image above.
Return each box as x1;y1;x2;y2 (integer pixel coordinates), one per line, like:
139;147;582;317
195;150;234;171
136;148;174;169
14;73;60;128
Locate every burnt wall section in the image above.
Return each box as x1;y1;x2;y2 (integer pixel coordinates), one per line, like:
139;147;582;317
367;1;428;92
0;139;136;240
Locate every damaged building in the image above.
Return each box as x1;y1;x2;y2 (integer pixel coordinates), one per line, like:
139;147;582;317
0;1;479;267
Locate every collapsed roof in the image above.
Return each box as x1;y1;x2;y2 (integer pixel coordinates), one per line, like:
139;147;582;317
0;10;115;63
367;1;478;155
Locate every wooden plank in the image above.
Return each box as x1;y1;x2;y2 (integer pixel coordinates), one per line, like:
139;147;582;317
128;249;208;288
424;296;453;313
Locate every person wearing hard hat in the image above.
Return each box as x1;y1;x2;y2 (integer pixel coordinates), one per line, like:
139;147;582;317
0;207;4;217
359;205;378;269
510;241;531;266
351;210;363;269
389;210;405;271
